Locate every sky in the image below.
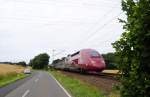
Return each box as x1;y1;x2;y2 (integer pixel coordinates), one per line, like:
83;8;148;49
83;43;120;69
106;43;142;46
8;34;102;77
0;0;125;63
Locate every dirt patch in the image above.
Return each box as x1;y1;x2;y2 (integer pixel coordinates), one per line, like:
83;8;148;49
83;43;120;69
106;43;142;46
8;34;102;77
59;71;119;95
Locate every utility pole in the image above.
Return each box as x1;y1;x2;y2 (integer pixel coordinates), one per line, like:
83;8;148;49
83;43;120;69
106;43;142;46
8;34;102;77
52;49;55;64
51;49;66;64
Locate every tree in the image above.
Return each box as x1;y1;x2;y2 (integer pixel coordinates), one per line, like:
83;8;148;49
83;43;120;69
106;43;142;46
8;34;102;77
102;53;119;69
16;61;27;67
112;0;150;97
29;53;50;69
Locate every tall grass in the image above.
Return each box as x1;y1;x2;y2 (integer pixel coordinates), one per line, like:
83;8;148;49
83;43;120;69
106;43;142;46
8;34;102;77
0;72;26;87
0;64;27;87
0;72;17;80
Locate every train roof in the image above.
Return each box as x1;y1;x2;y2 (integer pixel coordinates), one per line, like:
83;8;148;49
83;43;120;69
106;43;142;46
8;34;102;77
70;49;99;57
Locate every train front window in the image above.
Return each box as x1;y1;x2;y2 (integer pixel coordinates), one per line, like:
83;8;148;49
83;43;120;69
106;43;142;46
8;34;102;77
90;51;100;57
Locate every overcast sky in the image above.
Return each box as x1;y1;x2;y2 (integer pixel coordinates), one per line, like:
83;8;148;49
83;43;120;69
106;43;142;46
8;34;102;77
0;0;125;63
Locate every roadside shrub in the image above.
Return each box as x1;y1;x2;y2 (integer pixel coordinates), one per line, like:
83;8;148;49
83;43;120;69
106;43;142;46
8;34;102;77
112;0;150;97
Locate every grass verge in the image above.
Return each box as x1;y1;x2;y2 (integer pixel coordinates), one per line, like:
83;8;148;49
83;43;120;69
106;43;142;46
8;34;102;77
0;72;27;87
49;70;105;97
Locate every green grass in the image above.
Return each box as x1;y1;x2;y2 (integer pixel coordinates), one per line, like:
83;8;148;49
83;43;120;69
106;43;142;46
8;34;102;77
0;72;27;87
49;70;105;97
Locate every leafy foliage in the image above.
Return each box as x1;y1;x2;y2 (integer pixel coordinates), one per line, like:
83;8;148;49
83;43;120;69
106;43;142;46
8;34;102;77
29;53;50;69
102;53;119;69
16;61;26;67
112;0;150;97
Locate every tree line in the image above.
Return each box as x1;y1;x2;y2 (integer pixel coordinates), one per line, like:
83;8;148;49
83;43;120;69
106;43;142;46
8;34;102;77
0;61;27;67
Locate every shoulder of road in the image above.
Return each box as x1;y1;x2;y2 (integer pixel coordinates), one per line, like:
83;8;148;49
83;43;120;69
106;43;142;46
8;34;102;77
0;71;72;97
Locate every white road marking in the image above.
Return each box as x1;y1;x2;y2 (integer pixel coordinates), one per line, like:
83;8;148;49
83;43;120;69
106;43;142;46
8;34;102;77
49;73;72;97
34;78;39;82
22;90;30;97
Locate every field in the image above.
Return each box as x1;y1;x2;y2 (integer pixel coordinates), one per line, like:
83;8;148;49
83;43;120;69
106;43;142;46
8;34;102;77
0;64;25;75
0;64;26;87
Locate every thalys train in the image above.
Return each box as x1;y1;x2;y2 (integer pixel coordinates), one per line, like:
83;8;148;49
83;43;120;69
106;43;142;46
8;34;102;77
52;49;106;72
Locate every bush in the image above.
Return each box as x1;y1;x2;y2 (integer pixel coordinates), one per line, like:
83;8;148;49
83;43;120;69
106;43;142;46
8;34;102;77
112;0;150;97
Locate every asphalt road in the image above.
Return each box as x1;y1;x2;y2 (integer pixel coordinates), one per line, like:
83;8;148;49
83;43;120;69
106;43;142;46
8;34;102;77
0;72;36;97
1;71;71;97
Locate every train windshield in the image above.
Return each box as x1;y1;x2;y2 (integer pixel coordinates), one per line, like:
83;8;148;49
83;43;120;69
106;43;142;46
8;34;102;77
90;51;100;57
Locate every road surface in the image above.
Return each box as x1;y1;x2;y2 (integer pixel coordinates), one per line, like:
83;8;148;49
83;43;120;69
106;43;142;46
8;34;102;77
1;71;71;97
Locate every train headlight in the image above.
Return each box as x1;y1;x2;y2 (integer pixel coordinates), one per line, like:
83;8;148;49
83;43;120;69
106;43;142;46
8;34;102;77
91;61;95;64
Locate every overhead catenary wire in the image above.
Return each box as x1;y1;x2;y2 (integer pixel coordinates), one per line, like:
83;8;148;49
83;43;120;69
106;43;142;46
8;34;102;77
74;7;119;43
77;12;124;52
54;50;66;56
0;0;121;26
88;28;123;48
79;11;123;46
1;0;123;53
4;0;120;9
51;49;66;62
0;19;97;25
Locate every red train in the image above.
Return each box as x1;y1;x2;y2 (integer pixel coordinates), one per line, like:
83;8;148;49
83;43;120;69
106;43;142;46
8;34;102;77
53;49;106;72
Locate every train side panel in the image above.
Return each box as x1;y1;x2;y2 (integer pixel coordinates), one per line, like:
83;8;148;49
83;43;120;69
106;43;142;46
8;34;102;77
53;49;106;72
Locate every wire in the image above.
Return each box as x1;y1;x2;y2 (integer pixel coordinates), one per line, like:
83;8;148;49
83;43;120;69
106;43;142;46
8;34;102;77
54;50;65;56
80;12;123;46
7;0;120;9
0;16;97;25
88;28;123;48
80;8;118;38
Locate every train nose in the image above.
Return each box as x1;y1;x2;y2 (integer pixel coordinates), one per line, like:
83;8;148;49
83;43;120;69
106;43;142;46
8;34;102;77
91;60;105;68
91;61;100;67
101;60;105;65
91;60;96;64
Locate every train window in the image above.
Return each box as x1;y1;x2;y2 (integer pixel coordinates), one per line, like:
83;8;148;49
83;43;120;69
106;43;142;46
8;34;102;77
90;51;100;57
71;51;80;57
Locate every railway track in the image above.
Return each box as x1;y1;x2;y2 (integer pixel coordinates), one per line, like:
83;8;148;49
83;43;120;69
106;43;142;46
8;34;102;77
87;73;118;81
59;69;119;81
59;70;119;94
92;69;120;80
98;72;119;80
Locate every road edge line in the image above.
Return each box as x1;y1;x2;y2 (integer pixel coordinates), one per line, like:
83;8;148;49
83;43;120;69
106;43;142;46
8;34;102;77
34;78;39;82
49;73;72;97
22;89;30;97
